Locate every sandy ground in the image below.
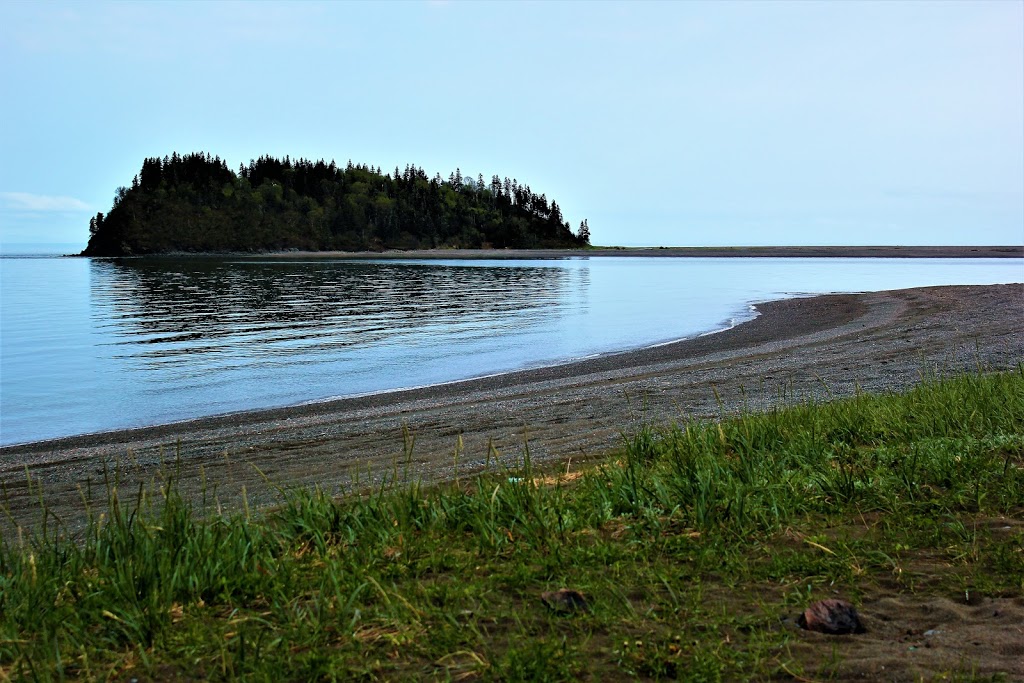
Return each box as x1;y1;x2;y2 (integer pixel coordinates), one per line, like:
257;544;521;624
2;282;1022;680
784;592;1024;681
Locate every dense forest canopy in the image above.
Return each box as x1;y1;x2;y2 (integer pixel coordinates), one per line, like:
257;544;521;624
82;152;591;256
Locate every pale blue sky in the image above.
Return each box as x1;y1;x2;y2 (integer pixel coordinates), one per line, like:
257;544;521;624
1;0;1021;249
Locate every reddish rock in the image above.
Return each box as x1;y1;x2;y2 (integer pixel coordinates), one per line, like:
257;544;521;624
797;599;866;634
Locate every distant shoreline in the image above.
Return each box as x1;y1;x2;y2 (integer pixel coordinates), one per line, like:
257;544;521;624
72;245;1023;259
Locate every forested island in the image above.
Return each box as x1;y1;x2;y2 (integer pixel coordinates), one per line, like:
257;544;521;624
82;153;590;256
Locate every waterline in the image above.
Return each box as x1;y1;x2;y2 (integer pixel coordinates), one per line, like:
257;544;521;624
2;256;1021;445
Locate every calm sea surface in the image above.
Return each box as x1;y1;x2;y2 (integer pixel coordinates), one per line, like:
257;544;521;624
1;255;1021;445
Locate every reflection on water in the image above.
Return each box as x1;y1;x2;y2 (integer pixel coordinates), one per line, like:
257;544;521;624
91;260;577;374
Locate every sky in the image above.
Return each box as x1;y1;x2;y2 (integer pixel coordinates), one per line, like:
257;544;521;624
1;0;1022;250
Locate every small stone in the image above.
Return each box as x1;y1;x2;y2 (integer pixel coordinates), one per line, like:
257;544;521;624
540;589;590;614
796;599;866;635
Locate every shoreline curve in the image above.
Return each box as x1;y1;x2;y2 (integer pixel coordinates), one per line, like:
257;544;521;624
0;303;760;451
2;283;1022;529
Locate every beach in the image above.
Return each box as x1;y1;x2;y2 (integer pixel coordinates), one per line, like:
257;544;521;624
2;282;1022;529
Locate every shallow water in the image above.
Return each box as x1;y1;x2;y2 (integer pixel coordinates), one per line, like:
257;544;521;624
1;255;1021;445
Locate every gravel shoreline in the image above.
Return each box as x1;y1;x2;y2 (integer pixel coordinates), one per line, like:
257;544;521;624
2;283;1022;530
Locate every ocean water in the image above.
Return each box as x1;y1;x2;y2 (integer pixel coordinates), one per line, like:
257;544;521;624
1;255;1021;445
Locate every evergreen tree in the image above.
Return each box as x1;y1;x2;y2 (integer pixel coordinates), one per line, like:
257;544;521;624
577;219;590;245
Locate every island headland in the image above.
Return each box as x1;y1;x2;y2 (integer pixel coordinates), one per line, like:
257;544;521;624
77;152;1021;260
81;153;590;256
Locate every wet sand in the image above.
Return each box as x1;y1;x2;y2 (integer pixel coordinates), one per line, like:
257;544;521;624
2;283;1022;530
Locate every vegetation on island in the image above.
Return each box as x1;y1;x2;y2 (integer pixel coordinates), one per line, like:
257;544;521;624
82;152;591;256
2;370;1022;680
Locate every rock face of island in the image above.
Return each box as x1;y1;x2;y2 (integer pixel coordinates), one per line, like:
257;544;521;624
82;153;590;256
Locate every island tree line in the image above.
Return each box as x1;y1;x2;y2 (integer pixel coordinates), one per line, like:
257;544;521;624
82;152;591;255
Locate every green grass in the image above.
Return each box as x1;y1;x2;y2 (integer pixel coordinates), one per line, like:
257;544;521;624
2;370;1022;681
